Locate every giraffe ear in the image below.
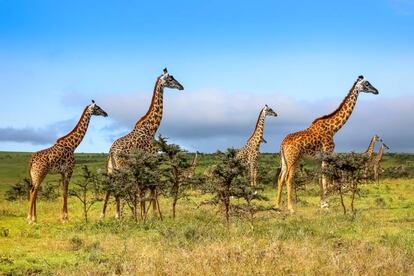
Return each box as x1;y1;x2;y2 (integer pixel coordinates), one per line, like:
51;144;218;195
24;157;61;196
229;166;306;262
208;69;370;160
91;100;95;104
163;68;168;74
358;75;364;80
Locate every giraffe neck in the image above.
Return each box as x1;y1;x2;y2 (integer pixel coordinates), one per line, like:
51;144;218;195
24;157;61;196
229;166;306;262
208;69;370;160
56;107;92;149
375;145;385;163
190;152;198;169
246;109;266;149
133;77;164;136
364;136;377;157
312;82;359;134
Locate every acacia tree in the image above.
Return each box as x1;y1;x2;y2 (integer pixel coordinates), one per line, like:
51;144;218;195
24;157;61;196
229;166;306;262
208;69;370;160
5;177;59;202
202;148;266;223
69;165;102;223
320;152;368;214
123;150;164;221
99;166;129;219
4;178;31;201
156;135;199;218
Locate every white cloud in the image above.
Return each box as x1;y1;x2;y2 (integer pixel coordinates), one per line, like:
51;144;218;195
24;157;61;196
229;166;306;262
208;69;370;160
3;88;413;153
98;89;414;152
0;119;75;145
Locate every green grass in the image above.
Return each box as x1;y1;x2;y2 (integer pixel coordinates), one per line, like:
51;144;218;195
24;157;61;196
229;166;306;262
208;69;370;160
0;152;414;275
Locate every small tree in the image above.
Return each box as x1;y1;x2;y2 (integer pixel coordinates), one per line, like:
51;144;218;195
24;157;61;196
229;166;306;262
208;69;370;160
202;148;266;223
320;152;368;214
123;150;164;221
5;177;59;202
99;166;129;219
4;178;31;201
156;135;199;218
69;165;102;223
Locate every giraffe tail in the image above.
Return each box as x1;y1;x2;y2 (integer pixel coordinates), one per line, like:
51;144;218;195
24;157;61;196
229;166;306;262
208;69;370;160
279;148;288;180
27;155;34;193
107;152;115;174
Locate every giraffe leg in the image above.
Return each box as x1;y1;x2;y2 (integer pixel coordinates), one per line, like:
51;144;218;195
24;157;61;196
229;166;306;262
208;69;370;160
61;174;71;223
363;166;369;184
27;170;45;224
100;191;111;219
276;150;288;209
253;167;257;187
151;188;158;218
115;196;121;219
286;165;297;213
374;166;379;186
28;185;39;224
250;165;256;187
320;160;330;209
27;189;33;223
275;168;286;210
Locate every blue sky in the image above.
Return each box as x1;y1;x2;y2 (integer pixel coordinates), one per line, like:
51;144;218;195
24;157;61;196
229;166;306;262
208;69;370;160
0;0;414;153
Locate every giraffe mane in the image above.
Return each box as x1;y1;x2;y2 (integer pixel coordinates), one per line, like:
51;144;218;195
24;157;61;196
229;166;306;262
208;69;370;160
311;79;359;125
134;75;163;127
56;106;89;144
247;107;265;141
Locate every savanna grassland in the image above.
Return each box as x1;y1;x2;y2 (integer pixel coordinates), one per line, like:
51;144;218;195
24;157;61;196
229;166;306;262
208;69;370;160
0;151;414;275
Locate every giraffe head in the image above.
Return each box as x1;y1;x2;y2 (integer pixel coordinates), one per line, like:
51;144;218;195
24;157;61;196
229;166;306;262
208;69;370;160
354;75;379;95
159;68;184;91
260;137;267;144
263;105;277;117
89;100;108;117
382;142;390;150
373;134;381;143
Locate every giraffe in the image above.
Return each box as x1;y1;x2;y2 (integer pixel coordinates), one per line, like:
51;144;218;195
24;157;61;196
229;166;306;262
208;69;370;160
276;75;379;213
100;68;184;219
363;134;381;158
371;141;389;185
183;152;198;179
363;134;381;181
27;100;108;224
236;105;277;186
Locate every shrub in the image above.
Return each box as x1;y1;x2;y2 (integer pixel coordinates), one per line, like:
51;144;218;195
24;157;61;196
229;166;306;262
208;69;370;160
320;152;368;215
157;135;201;218
4;178;30;201
5;178;59;201
202;148;267;223
69;165;102;223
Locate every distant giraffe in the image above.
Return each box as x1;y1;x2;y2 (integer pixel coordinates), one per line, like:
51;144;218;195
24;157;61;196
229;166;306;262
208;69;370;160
237;105;277;186
371;141;389;185
101;68;184;219
276;76;379;212
363;134;381;181
27;101;108;224
183;152;198;179
363;134;381;158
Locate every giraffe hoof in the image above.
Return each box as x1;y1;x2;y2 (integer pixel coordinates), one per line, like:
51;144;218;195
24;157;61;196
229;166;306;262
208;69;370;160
61;213;69;223
320;202;330;209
